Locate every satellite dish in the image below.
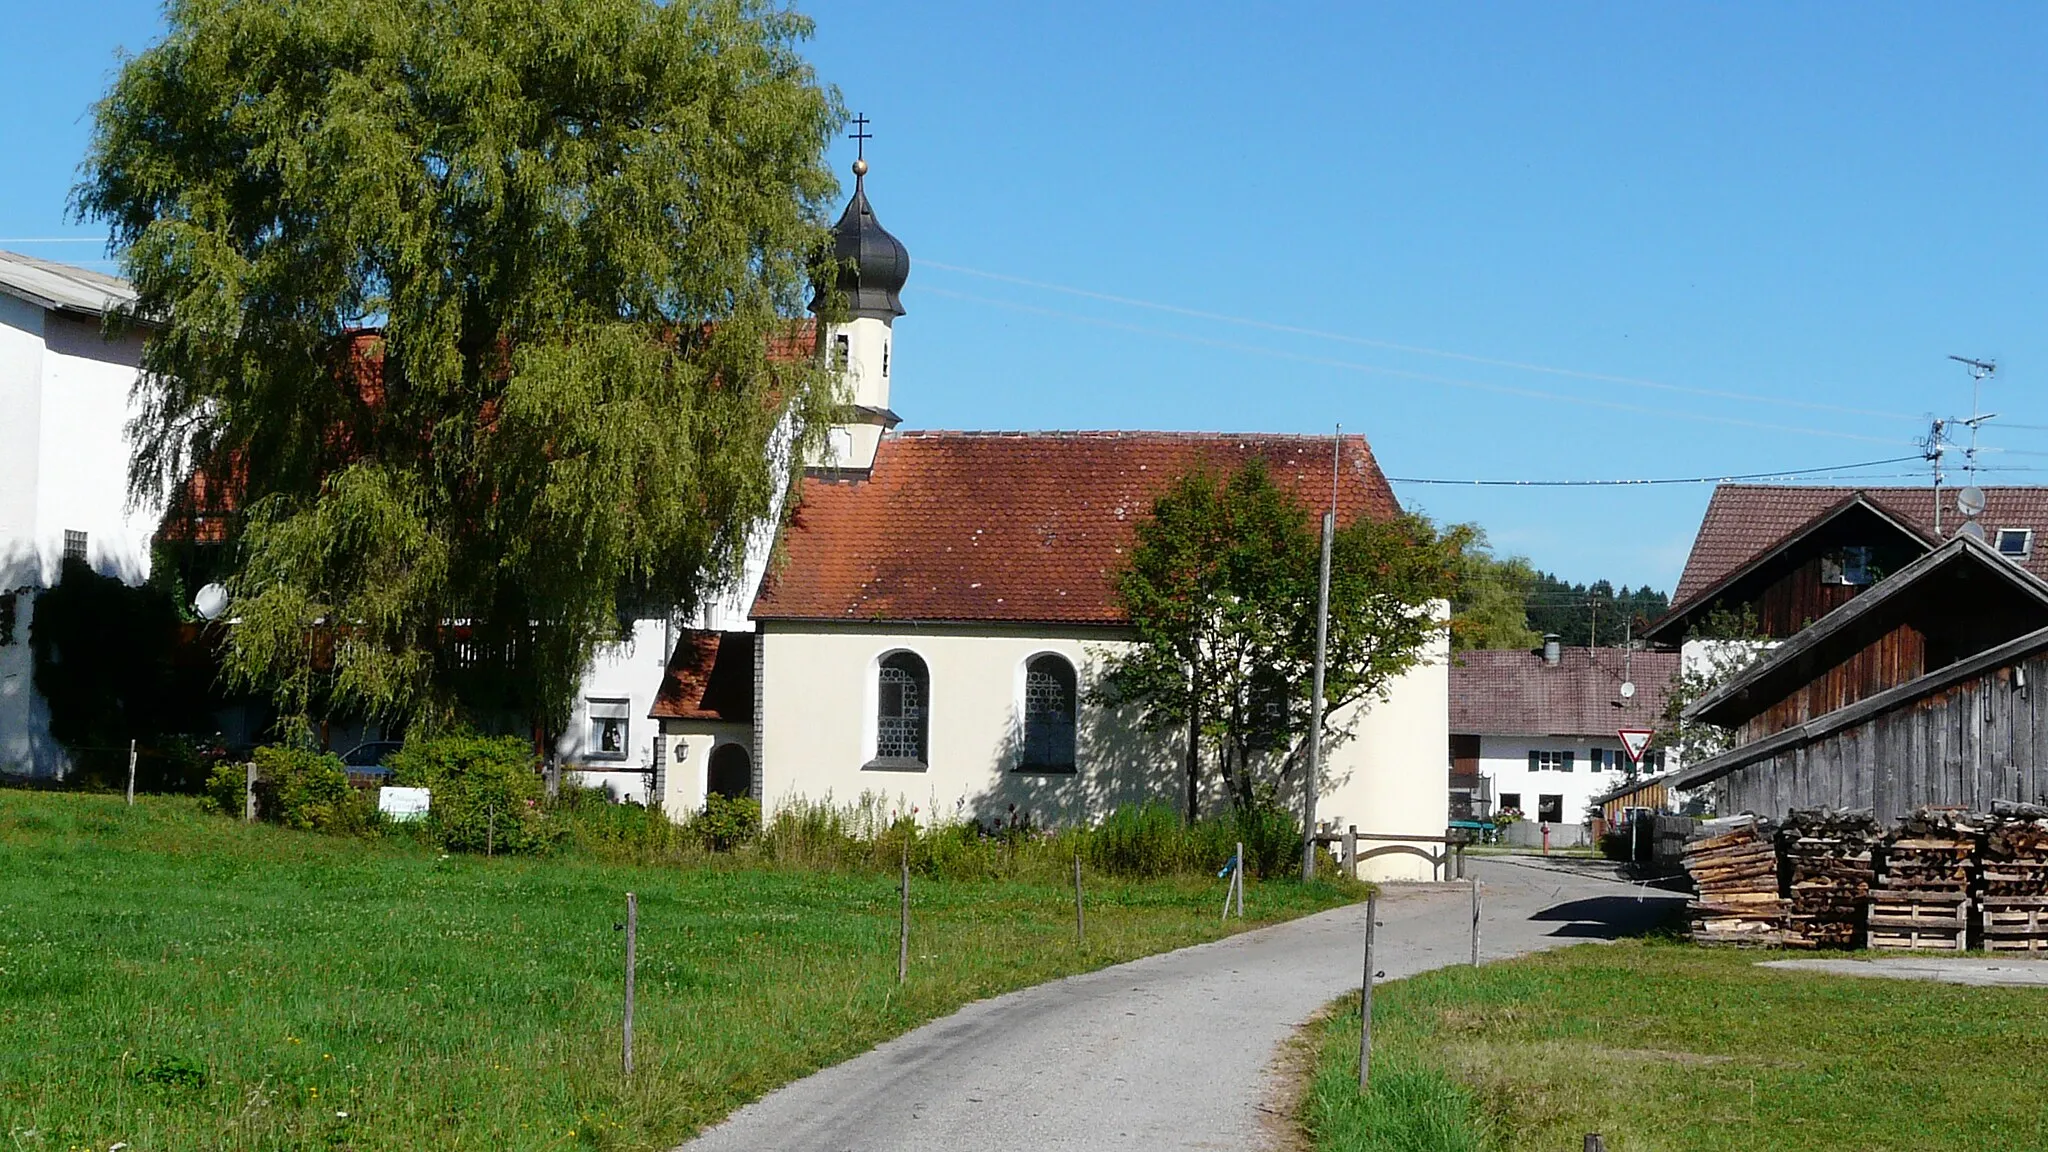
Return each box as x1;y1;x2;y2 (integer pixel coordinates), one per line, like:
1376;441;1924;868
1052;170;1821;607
1957;486;1987;518
1619;681;1637;700
193;582;230;622
1959;520;1987;542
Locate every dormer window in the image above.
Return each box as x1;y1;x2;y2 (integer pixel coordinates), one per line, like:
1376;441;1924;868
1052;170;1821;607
832;333;850;371
1821;545;1873;586
1997;528;2033;559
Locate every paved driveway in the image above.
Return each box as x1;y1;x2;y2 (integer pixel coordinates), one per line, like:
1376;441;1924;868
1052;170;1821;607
676;858;1683;1152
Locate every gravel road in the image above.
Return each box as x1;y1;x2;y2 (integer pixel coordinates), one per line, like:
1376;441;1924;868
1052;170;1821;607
675;858;1684;1152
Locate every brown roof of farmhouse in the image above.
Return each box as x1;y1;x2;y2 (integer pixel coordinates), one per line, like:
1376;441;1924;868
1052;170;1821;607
751;431;1400;624
1449;646;1680;737
1672;485;2048;604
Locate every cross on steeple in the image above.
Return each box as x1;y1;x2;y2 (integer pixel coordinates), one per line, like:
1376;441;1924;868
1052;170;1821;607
849;113;872;161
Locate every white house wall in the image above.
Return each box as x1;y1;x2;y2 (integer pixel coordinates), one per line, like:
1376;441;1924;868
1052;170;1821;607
33;315;153;585
559;617;673;777
0;295;46;590
756;619;1451;881
1477;734;1654;847
0;295;152;778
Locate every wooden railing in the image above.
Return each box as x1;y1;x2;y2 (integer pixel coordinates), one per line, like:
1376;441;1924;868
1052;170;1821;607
1311;826;1476;881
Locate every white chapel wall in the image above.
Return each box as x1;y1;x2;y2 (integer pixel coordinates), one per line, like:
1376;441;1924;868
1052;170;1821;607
756;616;1453;874
757;621;1209;826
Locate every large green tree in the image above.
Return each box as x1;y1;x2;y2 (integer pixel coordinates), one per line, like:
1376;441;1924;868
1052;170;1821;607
1449;530;1542;651
78;0;844;735
1103;462;1462;816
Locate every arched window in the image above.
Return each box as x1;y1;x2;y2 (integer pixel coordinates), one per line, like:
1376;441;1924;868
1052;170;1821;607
708;744;752;800
875;651;930;766
1021;654;1078;771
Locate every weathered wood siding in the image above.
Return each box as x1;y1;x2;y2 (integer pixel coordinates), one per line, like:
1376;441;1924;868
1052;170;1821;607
1755;556;1865;638
1600;781;1670;823
1719;652;2048;821
1738;622;1927;744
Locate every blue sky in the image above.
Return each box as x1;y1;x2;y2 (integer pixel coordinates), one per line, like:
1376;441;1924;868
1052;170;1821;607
7;3;2047;592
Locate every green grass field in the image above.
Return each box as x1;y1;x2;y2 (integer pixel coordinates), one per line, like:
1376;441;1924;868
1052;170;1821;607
0;791;1354;1151
1300;940;2048;1152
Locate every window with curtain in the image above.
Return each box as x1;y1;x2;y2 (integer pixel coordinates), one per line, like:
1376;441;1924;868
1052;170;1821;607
1020;654;1078;771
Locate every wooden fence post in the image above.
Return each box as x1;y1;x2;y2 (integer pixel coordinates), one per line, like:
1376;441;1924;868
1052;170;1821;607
1584;1135;1605;1152
486;803;497;858
244;762;257;822
897;837;910;984
1359;891;1377;1090
1470;878;1482;967
622;892;637;1076
1344;825;1358;880
1073;853;1085;946
126;739;137;806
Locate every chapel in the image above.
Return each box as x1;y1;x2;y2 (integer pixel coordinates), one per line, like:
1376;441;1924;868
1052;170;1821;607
650;154;1448;878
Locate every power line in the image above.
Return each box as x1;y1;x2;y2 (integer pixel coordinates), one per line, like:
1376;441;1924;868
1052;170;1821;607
921;259;1921;423
1387;455;1924;487
921;286;1908;446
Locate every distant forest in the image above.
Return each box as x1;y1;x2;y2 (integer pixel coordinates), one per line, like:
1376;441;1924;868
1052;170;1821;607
1523;573;1669;648
1450;533;1670;651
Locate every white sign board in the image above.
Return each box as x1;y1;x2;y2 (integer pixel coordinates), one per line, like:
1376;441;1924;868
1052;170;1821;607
378;786;431;822
1618;729;1654;765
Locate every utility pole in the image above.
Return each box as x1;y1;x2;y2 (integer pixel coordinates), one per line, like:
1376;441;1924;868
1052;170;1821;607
1302;429;1340;881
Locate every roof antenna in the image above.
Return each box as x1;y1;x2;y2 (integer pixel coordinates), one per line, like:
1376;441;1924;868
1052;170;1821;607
1923;417;1947;536
1948;355;1998;487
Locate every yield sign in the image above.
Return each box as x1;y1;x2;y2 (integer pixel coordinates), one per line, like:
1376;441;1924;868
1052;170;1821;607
1618;729;1654;765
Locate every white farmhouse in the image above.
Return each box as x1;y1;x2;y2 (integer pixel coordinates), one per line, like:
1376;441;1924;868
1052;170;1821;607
650;159;1451;879
0;253;153;778
1448;639;1679;847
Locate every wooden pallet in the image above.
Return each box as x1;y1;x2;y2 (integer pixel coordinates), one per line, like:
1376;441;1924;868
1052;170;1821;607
1981;897;2048;955
1866;890;1969;952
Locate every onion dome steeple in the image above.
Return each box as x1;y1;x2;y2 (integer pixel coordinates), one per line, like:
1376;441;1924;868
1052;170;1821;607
813;127;909;320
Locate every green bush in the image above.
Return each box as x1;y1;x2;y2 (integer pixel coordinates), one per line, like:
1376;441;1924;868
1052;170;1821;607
690;793;761;852
220;745;378;834
203;761;245;816
389;735;553;854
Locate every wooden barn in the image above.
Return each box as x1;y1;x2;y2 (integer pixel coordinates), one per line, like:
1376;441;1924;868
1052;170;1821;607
1671;534;2048;820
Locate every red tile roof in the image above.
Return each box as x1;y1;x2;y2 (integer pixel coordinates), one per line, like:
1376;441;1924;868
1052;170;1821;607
752;431;1400;624
649;630;755;721
1673;485;2048;604
1449;647;1680;737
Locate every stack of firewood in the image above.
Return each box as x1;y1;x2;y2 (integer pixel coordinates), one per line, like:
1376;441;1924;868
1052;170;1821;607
1683;820;1791;946
1980;800;2048;955
1870;807;1979;951
1779;807;1880;948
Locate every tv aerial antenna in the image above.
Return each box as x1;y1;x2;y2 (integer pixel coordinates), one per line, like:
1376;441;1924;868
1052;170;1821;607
1949;355;1998;486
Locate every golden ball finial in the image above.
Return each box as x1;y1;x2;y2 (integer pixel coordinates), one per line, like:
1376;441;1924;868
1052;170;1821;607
852;157;869;177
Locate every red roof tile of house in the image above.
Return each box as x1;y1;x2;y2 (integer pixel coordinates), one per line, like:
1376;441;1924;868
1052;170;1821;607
649;630;755;721
1449;647;1679;737
1672;485;2048;605
751;431;1400;624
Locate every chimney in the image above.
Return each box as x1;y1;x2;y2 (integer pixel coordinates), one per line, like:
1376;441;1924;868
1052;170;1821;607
1542;634;1561;666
